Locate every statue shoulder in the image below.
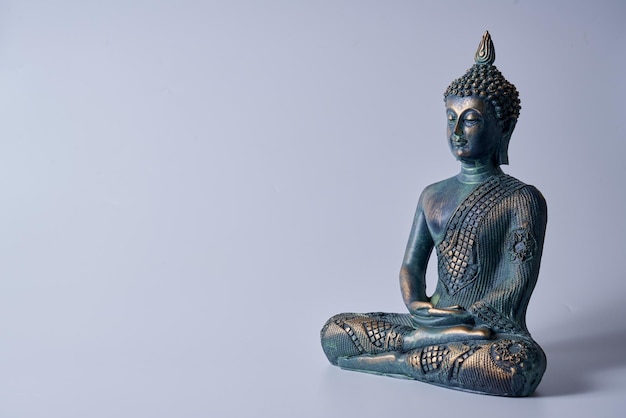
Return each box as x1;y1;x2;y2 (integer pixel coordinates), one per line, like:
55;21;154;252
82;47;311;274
504;179;548;224
512;180;547;213
419;176;458;207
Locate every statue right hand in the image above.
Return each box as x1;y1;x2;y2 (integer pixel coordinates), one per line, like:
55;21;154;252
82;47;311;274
408;301;434;314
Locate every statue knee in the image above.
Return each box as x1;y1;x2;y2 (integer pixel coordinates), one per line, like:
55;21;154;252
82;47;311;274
485;338;546;396
320;313;366;365
455;338;546;396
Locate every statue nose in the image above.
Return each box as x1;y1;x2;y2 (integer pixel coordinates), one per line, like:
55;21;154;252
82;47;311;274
453;121;463;138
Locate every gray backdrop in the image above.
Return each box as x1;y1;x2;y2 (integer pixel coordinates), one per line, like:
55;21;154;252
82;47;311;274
0;1;624;417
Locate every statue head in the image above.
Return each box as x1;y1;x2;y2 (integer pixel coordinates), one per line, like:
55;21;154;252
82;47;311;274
443;31;520;165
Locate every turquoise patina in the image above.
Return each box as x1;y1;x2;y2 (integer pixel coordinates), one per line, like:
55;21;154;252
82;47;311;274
321;32;547;397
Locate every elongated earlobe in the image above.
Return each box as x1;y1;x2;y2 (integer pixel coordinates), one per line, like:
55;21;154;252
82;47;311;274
498;119;516;165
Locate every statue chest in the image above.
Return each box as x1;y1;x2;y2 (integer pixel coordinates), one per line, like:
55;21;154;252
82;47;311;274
423;184;475;244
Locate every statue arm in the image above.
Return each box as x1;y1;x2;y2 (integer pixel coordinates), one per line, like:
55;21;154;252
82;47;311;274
469;186;548;333
399;194;435;314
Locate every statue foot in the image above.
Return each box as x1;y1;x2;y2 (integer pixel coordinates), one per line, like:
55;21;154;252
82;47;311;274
403;325;492;350
337;353;411;379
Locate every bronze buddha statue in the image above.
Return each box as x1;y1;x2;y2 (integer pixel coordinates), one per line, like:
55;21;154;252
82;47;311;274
321;31;547;397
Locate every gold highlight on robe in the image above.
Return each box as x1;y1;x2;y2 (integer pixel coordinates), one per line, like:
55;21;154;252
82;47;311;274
321;31;547;397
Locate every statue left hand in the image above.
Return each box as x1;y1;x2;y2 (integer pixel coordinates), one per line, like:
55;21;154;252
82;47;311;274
411;305;475;327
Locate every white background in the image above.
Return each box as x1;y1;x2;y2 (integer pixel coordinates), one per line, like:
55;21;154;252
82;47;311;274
0;1;625;417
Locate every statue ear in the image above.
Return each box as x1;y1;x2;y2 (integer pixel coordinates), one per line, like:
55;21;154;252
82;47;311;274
498;118;516;165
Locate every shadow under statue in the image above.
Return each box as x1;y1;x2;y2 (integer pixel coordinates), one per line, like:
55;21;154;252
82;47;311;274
321;32;547;397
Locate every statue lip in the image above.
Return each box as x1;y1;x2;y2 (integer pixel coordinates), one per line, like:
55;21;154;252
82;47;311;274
451;139;468;147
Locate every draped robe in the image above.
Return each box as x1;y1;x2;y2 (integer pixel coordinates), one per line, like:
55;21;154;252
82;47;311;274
321;174;547;396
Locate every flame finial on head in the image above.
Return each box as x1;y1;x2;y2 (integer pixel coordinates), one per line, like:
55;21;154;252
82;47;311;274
444;30;519;123
474;31;495;65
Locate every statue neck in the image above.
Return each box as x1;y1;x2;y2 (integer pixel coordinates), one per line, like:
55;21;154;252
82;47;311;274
457;160;503;184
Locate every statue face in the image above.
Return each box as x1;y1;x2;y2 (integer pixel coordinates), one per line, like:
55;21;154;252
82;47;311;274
445;96;502;164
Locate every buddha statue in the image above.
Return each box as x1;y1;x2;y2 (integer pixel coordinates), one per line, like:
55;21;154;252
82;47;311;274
320;31;547;397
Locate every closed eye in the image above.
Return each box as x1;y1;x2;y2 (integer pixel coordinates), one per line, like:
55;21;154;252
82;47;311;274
462;110;482;126
463;118;481;126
